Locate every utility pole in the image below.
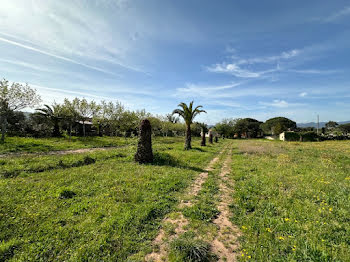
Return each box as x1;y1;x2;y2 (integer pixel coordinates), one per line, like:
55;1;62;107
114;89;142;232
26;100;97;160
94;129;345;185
317;115;319;135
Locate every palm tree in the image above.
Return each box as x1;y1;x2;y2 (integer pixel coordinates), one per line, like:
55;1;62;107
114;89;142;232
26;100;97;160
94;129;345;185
35;104;62;137
172;101;206;150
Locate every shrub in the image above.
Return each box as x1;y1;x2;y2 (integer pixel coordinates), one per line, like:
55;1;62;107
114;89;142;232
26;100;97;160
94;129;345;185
284;131;301;141
300;131;319;142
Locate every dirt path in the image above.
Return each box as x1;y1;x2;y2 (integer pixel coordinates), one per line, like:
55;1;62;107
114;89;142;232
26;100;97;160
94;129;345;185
211;146;241;261
0;145;129;158
145;146;226;261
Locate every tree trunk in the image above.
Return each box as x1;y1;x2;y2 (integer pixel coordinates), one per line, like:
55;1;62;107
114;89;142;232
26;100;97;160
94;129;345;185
184;124;192;150
1;115;7;143
69;122;72;141
135;119;153;163
200;129;206;146
53;121;60;137
83;121;86;137
209;131;213;144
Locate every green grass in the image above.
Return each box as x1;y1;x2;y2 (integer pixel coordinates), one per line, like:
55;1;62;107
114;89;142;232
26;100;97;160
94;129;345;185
0;136;136;154
229;140;350;261
169;232;211;262
0;137;225;261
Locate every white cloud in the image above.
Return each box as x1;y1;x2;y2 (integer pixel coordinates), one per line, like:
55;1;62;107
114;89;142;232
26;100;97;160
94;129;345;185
299;92;308;97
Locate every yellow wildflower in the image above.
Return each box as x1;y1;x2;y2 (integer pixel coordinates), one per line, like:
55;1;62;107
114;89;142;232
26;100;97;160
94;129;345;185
284;218;290;222
266;228;272;232
279;236;285;240
242;226;247;230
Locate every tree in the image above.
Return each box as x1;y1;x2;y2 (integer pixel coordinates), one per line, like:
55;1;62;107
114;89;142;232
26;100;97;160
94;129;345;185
325;121;338;130
94;100;124;136
0;79;41;142
197;122;208;146
166;114;179;124
261;117;296;135
74;98;101;136
338;123;350;134
35;104;63;137
172;101;206;150
233;118;262;138
61;98;80;139
215;118;237;138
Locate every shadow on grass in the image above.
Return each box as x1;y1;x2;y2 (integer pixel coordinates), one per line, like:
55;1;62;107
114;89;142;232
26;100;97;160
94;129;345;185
152;152;204;173
191;147;206;152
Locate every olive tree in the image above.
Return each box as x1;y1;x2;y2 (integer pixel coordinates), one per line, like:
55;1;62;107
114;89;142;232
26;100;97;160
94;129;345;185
0;79;41;142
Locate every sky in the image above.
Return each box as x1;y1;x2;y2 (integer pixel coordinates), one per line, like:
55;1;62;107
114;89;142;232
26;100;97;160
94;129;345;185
1;0;349;124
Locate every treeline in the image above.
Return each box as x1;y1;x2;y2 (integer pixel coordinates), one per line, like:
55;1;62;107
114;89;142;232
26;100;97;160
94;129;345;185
214;117;350;139
214;117;297;138
5;99;207;138
0;79;208;141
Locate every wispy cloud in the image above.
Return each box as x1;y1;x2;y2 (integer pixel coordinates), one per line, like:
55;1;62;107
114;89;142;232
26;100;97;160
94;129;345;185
236;49;300;65
207;63;263;78
299;92;308;97
288;69;340;74
175;82;242;98
177;83;241;95
207;49;300;78
323;6;350;22
0;58;58;73
0;36;118;76
260;99;304;108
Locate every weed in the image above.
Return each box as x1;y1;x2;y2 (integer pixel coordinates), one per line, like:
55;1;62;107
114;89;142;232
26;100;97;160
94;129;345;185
169;232;211;262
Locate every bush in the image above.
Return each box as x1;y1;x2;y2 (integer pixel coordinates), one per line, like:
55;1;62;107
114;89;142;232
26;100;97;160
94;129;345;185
301;131;319;142
284;132;301;141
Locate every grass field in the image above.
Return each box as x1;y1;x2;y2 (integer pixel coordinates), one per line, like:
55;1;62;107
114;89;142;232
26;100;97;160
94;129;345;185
230;140;350;261
0;136;136;154
0;137;225;261
1;137;349;261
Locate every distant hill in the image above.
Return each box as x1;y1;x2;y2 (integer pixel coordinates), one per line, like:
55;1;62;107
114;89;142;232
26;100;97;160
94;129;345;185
297;121;350;128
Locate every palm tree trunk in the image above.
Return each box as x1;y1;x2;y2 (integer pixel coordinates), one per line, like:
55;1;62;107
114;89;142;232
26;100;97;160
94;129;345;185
1;115;7;143
53;120;60;137
184;124;192;150
201;131;206;146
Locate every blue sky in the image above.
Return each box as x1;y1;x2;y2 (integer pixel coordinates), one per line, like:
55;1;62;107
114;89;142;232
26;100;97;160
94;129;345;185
1;0;349;124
